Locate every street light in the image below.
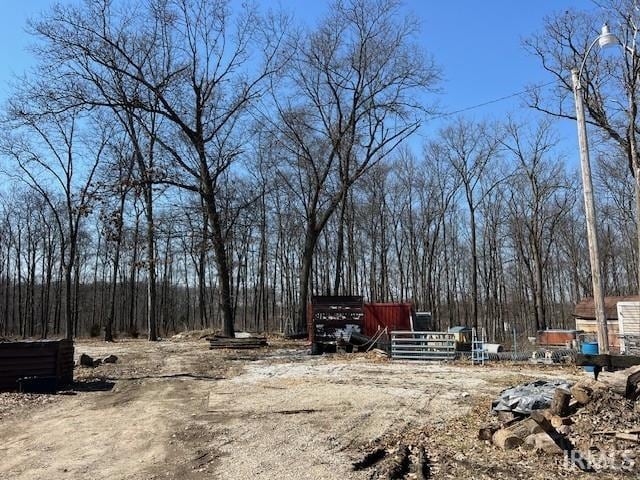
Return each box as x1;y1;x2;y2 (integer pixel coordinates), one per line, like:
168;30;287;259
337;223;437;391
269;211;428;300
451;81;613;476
571;23;617;355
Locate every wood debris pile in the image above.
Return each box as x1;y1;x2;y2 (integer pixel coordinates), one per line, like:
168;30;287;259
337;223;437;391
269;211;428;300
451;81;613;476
480;366;640;474
352;428;432;479
206;335;268;350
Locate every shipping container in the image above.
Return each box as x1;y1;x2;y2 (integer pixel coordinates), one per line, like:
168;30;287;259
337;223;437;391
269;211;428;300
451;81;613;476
362;303;413;337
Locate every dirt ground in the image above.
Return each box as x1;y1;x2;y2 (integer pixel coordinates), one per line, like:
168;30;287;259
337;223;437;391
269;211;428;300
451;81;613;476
0;336;624;479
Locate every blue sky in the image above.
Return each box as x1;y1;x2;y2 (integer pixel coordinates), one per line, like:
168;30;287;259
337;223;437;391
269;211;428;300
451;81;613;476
0;0;601;159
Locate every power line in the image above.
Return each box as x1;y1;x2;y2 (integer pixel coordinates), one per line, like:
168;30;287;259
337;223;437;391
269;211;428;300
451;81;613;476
429;79;558;120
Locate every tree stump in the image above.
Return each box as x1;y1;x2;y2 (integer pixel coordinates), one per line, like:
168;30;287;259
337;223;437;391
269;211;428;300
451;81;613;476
550;387;571;416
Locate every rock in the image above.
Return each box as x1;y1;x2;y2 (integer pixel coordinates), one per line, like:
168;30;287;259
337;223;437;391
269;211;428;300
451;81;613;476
571;384;593;405
524;432;564;455
79;353;95;367
103;354;118;364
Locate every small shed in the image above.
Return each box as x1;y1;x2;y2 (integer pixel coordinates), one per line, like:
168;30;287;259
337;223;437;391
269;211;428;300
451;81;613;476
573;296;640;352
448;326;472;351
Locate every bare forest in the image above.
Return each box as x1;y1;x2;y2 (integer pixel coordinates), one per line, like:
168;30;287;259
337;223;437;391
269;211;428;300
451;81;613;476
0;0;639;343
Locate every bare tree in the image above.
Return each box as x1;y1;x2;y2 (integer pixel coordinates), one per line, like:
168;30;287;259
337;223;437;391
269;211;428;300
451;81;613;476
1;103;105;339
436;118;501;330
525;1;640;293
28;0;289;337
502;118;575;330
267;0;439;333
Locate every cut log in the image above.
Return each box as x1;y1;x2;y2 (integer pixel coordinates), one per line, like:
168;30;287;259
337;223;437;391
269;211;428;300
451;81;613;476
496;411;516;423
570;384;593;405
529;411;555;434
478;425;498;441
615;432;640;442
576;353;640;369
550;415;572;429
524;432;564;455
492;428;524;450
207;335;268;350
597;372;627;396
508;417;545;437
550;387;571;416
597;365;640;400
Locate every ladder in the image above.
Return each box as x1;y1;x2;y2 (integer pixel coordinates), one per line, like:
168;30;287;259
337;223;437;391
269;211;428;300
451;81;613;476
472;327;487;365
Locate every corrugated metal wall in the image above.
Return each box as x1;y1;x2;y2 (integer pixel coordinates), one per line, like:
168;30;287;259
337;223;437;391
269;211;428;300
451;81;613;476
0;339;74;391
363;303;412;337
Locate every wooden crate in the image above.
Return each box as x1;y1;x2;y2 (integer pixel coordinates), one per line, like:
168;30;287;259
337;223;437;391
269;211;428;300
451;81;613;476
0;339;74;391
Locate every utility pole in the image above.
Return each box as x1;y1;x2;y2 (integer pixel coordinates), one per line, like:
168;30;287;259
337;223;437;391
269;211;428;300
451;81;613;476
571;68;610;354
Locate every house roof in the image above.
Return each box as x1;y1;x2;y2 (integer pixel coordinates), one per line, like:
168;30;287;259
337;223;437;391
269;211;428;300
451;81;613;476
573;296;640;320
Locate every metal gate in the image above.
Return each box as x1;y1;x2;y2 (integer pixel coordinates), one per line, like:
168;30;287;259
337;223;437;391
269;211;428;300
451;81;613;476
390;331;456;361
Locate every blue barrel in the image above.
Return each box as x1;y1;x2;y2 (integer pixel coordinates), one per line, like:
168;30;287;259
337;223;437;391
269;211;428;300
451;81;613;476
581;341;599;372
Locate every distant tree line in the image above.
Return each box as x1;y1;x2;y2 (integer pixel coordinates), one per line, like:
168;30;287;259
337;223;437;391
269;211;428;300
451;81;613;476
0;0;638;342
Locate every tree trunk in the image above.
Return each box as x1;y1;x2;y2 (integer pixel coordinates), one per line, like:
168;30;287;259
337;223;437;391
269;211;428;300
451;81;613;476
204;196;235;337
333;197;347;295
145;186;158;341
297;229;318;335
469;204;479;330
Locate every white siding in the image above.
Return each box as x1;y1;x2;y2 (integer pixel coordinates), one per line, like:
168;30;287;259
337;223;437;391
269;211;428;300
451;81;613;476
617;302;640;353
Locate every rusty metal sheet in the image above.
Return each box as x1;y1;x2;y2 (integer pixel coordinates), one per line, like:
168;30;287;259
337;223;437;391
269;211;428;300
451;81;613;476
363;303;413;338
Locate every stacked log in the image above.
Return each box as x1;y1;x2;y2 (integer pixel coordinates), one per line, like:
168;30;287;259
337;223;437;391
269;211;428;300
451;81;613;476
481;372;640;473
207;335;268;350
